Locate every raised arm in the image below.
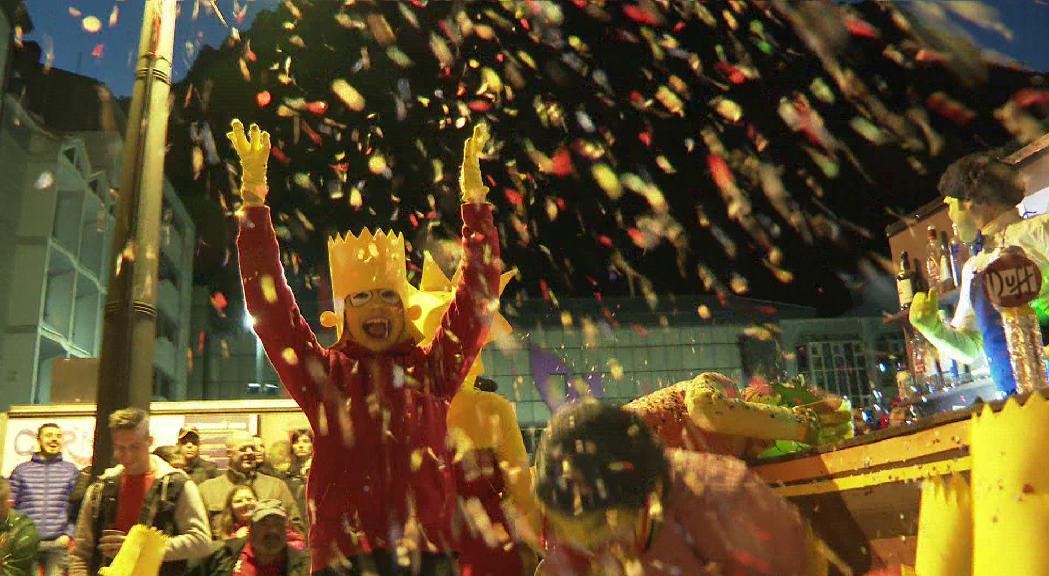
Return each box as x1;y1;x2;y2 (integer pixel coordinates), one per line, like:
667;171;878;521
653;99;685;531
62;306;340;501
425;124;503;396
230;119;329;410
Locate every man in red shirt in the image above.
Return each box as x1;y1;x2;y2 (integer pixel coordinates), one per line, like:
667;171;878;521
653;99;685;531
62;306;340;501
191;499;310;576
69;408;211;576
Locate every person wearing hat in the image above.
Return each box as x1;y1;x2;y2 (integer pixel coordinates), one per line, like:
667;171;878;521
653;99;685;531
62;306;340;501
178;427;219;486
189;499;310;576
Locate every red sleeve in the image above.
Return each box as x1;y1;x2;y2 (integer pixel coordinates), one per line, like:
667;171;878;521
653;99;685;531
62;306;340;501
237;206;328;416
668;450;808;575
422;202;502;397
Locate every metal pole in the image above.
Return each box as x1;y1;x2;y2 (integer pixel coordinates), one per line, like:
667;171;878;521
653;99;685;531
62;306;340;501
92;0;177;468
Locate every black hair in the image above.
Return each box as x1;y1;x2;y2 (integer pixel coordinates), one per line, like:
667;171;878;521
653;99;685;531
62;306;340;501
535;399;669;516
37;423;60;437
289;428;313;444
938;152;1025;208
475;377;499;393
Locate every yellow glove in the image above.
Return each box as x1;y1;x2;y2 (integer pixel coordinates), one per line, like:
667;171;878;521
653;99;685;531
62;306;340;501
227;119;271;205
459;123;490;203
909;288;983;364
909;288;940;334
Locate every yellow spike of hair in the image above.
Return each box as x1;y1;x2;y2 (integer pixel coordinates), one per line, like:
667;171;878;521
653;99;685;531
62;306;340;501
915;474;972;576
321;227;409;341
972;395;1049;575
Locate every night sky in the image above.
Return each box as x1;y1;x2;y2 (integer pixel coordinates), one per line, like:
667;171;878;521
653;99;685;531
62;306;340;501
17;1;1049;319
25;1;1049;97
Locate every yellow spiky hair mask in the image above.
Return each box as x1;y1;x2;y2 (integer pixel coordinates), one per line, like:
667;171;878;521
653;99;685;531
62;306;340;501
319;228;422;342
414;252;514;386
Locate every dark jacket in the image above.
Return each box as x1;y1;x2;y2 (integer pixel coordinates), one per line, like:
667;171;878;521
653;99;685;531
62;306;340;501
189;537;310;576
68;455;211;576
8;453;79;540
0;509;40;576
183;457;219;486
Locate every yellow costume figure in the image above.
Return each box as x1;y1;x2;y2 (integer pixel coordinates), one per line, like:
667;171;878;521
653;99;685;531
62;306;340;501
414;257;539;574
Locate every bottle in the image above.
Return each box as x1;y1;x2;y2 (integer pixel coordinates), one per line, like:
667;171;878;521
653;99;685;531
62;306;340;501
948;235;963;288
925;226;942;291
938;231;953;290
896;251;915;309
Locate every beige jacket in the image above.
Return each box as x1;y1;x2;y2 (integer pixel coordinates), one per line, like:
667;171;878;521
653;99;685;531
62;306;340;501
68;454;212;575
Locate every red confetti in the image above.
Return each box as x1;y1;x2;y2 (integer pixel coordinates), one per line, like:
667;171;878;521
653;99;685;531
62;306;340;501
707;154;734;189
550;148;574;176
301;122;322;144
714;61;746;84
256;90;272;108
631;324;649;337
210;291;228;316
539;279;551;302
622;5;660;26
409;213;419;228
467;100;492;112
306;101;328;115
91;44;104;58
597;235;613;248
843;16;879;40
1014;88;1049;108
638;131;652;147
627;227;646;246
270;146;290;164
504;188;524;206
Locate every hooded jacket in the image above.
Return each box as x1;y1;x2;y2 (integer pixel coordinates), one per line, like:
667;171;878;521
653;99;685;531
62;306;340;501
68;454;212;576
237;203;501;571
9;453;79;540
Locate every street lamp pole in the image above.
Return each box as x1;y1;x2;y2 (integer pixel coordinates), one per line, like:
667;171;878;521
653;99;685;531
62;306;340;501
91;0;177;468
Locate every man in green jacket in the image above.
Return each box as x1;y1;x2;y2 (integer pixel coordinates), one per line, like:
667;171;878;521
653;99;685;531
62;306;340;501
0;477;40;576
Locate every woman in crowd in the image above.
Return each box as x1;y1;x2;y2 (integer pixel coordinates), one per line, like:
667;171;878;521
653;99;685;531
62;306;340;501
215;484;305;551
286;428;313;524
534;399;822;576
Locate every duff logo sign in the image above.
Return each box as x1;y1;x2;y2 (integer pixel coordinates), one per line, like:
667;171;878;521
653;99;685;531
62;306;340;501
983;247;1042;308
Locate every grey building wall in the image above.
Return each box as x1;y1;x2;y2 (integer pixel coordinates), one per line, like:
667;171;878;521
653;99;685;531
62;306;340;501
0;95;194;408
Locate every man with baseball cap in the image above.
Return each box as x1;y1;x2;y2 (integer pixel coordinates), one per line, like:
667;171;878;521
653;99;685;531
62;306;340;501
190;500;309;576
177;427;219;486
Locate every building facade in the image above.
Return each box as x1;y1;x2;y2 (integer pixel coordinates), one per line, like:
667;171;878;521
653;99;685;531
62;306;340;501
0;94;194;407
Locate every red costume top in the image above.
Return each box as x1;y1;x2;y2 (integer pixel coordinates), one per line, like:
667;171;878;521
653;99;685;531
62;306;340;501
238;203;501;570
452;449;524;576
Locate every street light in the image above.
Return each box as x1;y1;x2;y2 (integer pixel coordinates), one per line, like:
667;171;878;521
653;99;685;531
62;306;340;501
91;0;177;468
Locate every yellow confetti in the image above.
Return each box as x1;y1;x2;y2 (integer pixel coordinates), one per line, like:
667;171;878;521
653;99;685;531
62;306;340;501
368;153;387;174
82;16;102;34
410;449;424;471
331;79;366;112
608;358;624;380
697;305;712;320
655;86;684;116
591;163;622;200
349;187;362;208
261;275;278;303
282;348;299;365
714;98;743;122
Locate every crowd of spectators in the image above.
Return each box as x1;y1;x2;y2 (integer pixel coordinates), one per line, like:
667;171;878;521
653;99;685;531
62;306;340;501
1;410;313;576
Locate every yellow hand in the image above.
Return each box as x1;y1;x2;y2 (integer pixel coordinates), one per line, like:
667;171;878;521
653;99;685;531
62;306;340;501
227;118;272;203
909;288;940;333
459;123;491;203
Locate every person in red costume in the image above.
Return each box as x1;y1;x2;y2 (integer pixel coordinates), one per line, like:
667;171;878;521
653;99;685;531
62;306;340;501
229;119;503;576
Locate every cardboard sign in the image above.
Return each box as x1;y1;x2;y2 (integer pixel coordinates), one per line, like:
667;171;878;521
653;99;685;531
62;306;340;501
983;247;1042;308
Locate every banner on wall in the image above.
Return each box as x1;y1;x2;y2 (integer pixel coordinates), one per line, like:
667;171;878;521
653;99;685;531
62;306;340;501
1;413;256;476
